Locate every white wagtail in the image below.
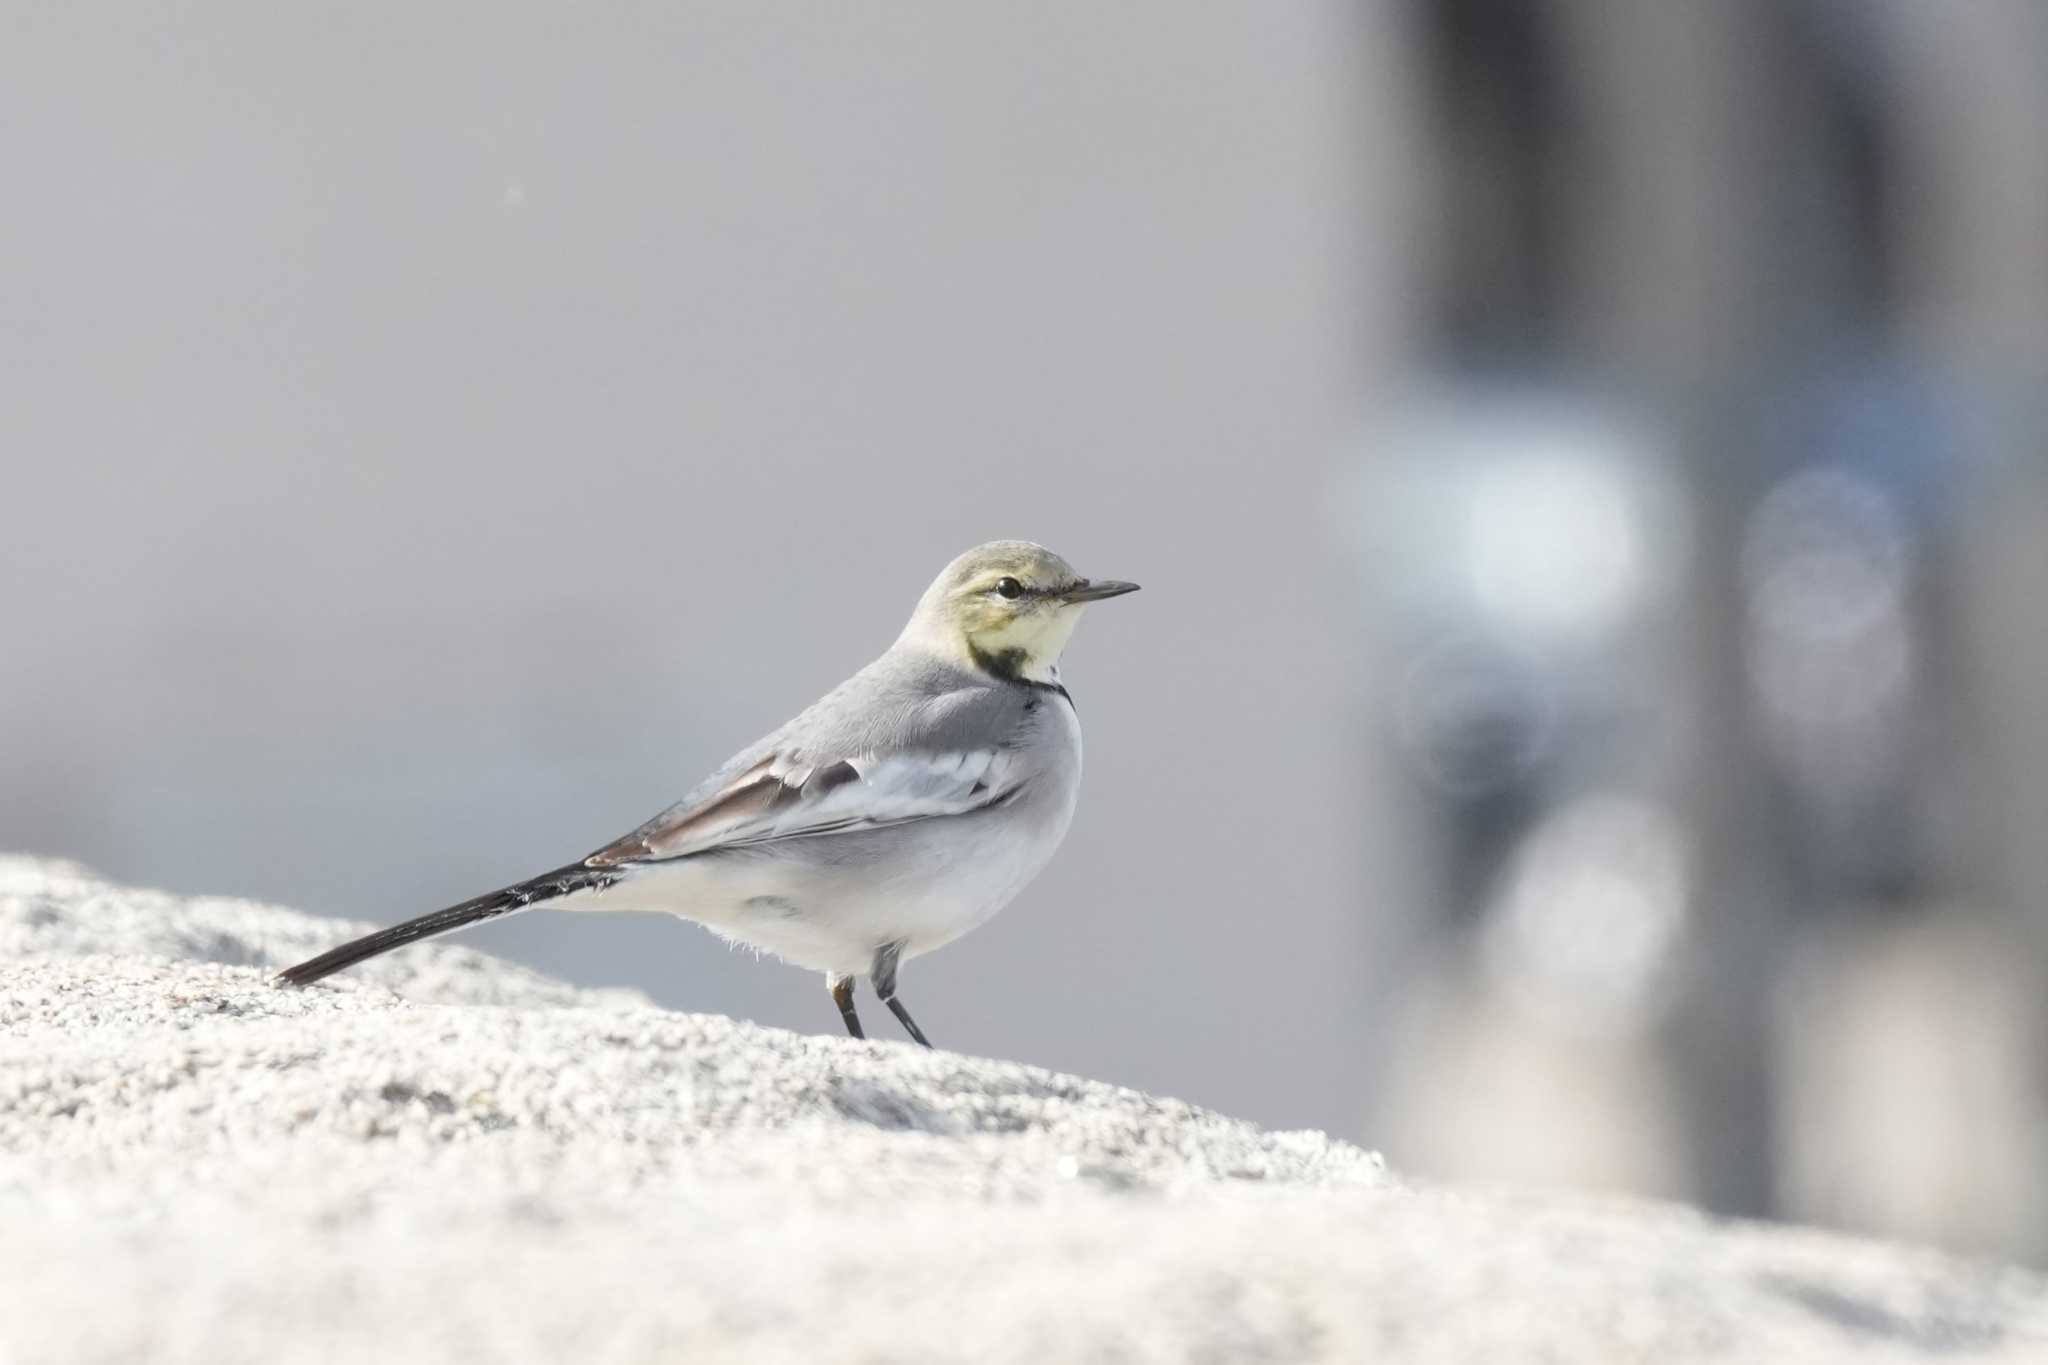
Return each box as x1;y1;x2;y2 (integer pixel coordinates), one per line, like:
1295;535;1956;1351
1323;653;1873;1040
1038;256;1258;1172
277;541;1138;1047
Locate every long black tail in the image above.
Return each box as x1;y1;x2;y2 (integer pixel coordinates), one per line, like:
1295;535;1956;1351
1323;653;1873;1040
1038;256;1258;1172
274;862;622;988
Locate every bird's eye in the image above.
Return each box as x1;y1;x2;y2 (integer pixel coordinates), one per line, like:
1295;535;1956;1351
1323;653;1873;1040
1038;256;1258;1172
994;577;1024;600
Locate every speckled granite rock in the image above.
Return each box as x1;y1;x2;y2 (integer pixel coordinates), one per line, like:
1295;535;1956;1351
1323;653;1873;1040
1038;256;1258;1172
2;857;2043;1363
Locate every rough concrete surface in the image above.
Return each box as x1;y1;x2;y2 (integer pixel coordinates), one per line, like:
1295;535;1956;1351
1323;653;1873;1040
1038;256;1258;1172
3;856;2045;1363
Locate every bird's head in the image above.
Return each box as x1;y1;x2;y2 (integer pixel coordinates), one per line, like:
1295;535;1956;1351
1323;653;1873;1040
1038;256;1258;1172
901;540;1139;683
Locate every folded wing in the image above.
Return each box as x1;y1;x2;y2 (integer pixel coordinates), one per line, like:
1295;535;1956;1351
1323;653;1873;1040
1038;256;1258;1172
587;747;1023;867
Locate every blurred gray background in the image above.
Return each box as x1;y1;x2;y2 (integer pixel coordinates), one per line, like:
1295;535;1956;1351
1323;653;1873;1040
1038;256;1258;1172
6;2;2047;1262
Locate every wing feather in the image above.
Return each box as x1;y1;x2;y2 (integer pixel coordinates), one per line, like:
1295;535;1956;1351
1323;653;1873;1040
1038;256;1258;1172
587;747;1021;866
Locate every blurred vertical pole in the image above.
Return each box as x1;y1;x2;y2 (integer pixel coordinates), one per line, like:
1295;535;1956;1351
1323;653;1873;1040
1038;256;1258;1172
1355;0;1794;1204
1544;0;1837;1215
1891;3;2048;919
1894;2;2048;1257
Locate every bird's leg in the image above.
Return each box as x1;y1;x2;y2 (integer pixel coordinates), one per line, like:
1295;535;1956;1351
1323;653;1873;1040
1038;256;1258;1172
885;996;932;1049
870;941;933;1049
828;973;864;1040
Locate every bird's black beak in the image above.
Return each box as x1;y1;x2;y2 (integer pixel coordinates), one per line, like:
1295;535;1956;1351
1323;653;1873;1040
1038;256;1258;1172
1061;579;1140;603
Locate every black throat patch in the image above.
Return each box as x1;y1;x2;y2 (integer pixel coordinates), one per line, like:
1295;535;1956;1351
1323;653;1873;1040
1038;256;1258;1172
970;642;1074;708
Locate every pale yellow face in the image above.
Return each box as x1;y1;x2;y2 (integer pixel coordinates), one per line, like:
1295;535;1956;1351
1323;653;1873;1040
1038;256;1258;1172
904;541;1137;681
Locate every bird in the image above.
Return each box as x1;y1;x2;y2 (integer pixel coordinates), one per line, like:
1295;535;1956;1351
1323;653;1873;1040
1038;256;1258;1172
275;541;1138;1049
